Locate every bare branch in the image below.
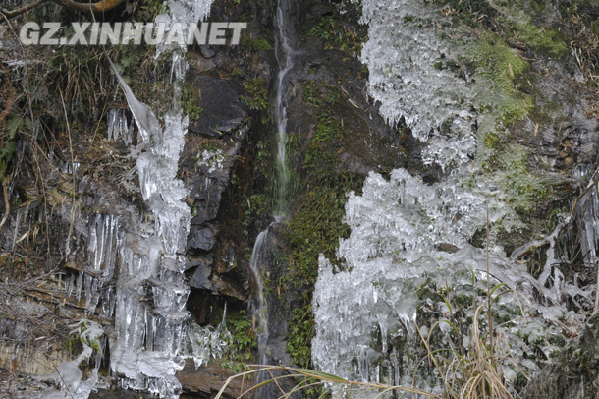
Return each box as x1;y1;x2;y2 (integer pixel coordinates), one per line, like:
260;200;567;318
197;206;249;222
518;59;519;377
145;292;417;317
49;0;125;13
0;0;49;21
0;0;125;22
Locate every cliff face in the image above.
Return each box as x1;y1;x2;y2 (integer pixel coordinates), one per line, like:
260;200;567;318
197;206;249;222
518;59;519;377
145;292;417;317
1;0;599;397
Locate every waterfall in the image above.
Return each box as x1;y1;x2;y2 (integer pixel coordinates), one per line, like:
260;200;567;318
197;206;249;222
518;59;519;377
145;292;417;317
247;0;295;387
248;230;269;366
272;0;295;217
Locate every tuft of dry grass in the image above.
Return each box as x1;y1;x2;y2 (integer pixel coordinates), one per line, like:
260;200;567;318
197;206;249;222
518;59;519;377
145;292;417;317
214;364;443;399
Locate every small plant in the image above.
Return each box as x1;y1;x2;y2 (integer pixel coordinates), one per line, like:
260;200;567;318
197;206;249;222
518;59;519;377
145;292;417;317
221;311;258;373
246;38;272;51
66;319;103;356
414;272;528;399
241;78;270;124
182;83;203;119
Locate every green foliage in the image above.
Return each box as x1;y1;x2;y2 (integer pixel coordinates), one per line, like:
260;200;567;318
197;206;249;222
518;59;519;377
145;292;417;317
514;24;569;59
241;78;270;123
242;193;267;234
301;81;323;106
222;311;258;373
182;82;203;119
65;320;102;356
285;174;362;367
287;304;315;368
246;38;273;51
255;141;270;176
306;15;366;55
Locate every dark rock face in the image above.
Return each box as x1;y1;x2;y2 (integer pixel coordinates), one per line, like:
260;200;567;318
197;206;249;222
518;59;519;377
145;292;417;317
189;223;217;251
187;75;246;138
521;312;599;399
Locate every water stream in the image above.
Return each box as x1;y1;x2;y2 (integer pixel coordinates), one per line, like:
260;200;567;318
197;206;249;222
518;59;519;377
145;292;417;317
247;0;296;389
272;0;295;218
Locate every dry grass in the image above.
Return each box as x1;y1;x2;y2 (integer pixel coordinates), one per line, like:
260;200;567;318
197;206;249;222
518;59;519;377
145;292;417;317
214;364;443;399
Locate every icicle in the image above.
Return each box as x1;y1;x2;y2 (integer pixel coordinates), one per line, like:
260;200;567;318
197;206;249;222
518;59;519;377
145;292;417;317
107;108;131;143
76;272;83;302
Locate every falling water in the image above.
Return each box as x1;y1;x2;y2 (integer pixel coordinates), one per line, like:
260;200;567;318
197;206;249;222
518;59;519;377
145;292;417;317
247;0;295;389
272;0;295;217
248;230;269;367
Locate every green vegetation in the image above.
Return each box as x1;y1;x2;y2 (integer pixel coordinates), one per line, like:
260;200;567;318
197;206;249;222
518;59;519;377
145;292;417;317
462;34;557;214
245;38;273;51
222;311;258;373
305;11;366;55
514;24;568;59
241;78;270;124
284;174;360;368
65;319;102;357
283;79;362;371
182;82;203;119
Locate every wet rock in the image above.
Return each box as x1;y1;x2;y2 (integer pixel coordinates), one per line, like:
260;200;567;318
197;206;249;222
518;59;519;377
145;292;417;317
188;223;217;251
187;76;247;138
199;45;216;59
189;259;212;289
310;3;334;16
186;254;213;271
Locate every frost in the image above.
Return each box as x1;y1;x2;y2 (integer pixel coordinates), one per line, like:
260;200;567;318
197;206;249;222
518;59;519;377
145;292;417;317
196;149;225;173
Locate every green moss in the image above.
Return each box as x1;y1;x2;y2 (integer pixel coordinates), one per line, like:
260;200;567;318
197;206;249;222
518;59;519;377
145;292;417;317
516;24;569;59
470;34;530;93
497;144;552;213
284;173;362;368
464;34;560;216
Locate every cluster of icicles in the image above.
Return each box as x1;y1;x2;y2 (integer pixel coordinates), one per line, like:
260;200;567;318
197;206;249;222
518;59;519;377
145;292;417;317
32;0;227;397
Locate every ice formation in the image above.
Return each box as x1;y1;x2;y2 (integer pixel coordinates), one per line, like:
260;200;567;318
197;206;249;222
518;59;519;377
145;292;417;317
311;171;587;396
312;0;593;394
359;0;477;172
35;320;105;399
106;53;191;397
187;309;232;369
107;108;133;144
46;1;221;397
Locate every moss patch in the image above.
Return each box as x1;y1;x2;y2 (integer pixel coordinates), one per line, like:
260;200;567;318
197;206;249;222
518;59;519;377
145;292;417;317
514;24;569;59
